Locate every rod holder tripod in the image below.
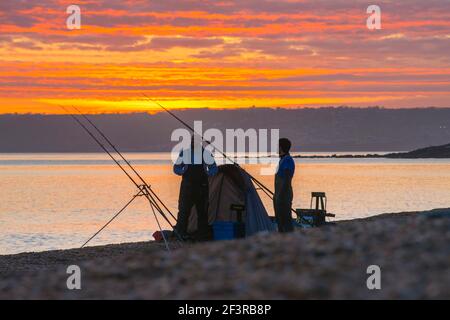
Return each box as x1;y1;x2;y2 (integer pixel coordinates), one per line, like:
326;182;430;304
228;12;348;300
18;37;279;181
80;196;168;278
80;188;144;248
62;105;179;251
137;184;151;197
81;183;178;251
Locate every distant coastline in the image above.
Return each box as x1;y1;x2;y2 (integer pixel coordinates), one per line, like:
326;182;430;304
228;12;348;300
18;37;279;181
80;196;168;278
293;143;450;159
231;143;450;159
1;143;450;160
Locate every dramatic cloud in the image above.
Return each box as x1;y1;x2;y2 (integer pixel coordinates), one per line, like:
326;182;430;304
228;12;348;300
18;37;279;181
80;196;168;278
0;0;449;113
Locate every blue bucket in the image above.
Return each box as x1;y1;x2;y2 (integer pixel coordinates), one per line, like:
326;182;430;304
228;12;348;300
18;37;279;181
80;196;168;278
213;221;244;240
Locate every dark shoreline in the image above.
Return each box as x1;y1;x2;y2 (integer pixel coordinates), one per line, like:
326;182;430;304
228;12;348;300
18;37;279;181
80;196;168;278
2;142;449;159
236;142;450;159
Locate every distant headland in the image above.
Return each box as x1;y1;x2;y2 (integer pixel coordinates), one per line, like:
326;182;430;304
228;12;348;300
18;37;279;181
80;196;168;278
293;143;450;159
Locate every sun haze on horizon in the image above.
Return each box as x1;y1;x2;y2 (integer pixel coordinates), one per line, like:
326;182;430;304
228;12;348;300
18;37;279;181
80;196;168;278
0;0;449;114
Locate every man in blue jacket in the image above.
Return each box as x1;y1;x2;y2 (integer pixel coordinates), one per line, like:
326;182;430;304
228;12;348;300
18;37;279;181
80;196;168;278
173;135;218;240
274;138;295;233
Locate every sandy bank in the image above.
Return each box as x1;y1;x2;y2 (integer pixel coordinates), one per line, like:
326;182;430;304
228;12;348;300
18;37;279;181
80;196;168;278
0;209;449;299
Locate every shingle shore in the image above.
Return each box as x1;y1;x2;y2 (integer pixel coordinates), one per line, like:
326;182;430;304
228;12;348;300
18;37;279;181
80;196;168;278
1;209;449;299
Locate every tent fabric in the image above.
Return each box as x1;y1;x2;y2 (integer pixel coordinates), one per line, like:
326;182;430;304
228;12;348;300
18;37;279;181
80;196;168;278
240;169;277;236
187;164;275;236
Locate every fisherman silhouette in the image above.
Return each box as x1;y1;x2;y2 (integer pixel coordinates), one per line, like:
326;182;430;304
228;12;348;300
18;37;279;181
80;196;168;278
173;134;218;241
274;138;295;233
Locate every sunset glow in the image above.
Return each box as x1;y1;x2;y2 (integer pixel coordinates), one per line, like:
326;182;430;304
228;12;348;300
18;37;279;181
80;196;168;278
1;0;449;113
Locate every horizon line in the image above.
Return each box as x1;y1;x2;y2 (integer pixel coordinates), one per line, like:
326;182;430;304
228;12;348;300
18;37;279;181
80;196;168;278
2;105;450;116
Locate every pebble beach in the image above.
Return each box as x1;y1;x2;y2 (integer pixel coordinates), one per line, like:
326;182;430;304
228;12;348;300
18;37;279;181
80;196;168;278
0;209;449;299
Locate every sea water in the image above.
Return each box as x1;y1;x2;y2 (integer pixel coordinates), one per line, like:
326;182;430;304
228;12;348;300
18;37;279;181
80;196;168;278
0;152;449;254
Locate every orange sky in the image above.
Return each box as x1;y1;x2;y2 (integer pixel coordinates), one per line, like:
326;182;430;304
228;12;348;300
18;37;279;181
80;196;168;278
1;0;449;113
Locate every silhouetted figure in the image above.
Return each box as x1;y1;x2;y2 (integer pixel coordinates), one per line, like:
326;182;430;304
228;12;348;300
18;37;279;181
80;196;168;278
173;135;218;240
274;138;295;233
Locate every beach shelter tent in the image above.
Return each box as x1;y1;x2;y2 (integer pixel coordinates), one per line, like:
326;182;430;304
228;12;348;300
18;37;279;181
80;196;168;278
188;164;276;236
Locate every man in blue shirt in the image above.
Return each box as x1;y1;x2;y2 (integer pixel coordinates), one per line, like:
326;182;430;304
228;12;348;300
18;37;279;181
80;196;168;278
274;138;295;233
173;135;218;241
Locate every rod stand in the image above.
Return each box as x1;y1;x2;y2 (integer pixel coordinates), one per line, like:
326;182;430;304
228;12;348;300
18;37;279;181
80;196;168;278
80;189;144;248
137;184;151;197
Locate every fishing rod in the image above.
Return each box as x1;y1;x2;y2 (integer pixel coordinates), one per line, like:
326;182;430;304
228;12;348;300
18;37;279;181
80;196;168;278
141;94;276;197
67;106;175;228
68;106;186;246
61;106;141;188
141;95;299;216
71;106;177;223
141;95;273;194
60;106;178;248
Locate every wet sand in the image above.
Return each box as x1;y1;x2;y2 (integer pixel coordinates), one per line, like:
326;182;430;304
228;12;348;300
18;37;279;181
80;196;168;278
0;209;449;299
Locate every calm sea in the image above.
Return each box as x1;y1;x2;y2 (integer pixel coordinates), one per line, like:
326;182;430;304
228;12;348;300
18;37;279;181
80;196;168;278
1;152;449;254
